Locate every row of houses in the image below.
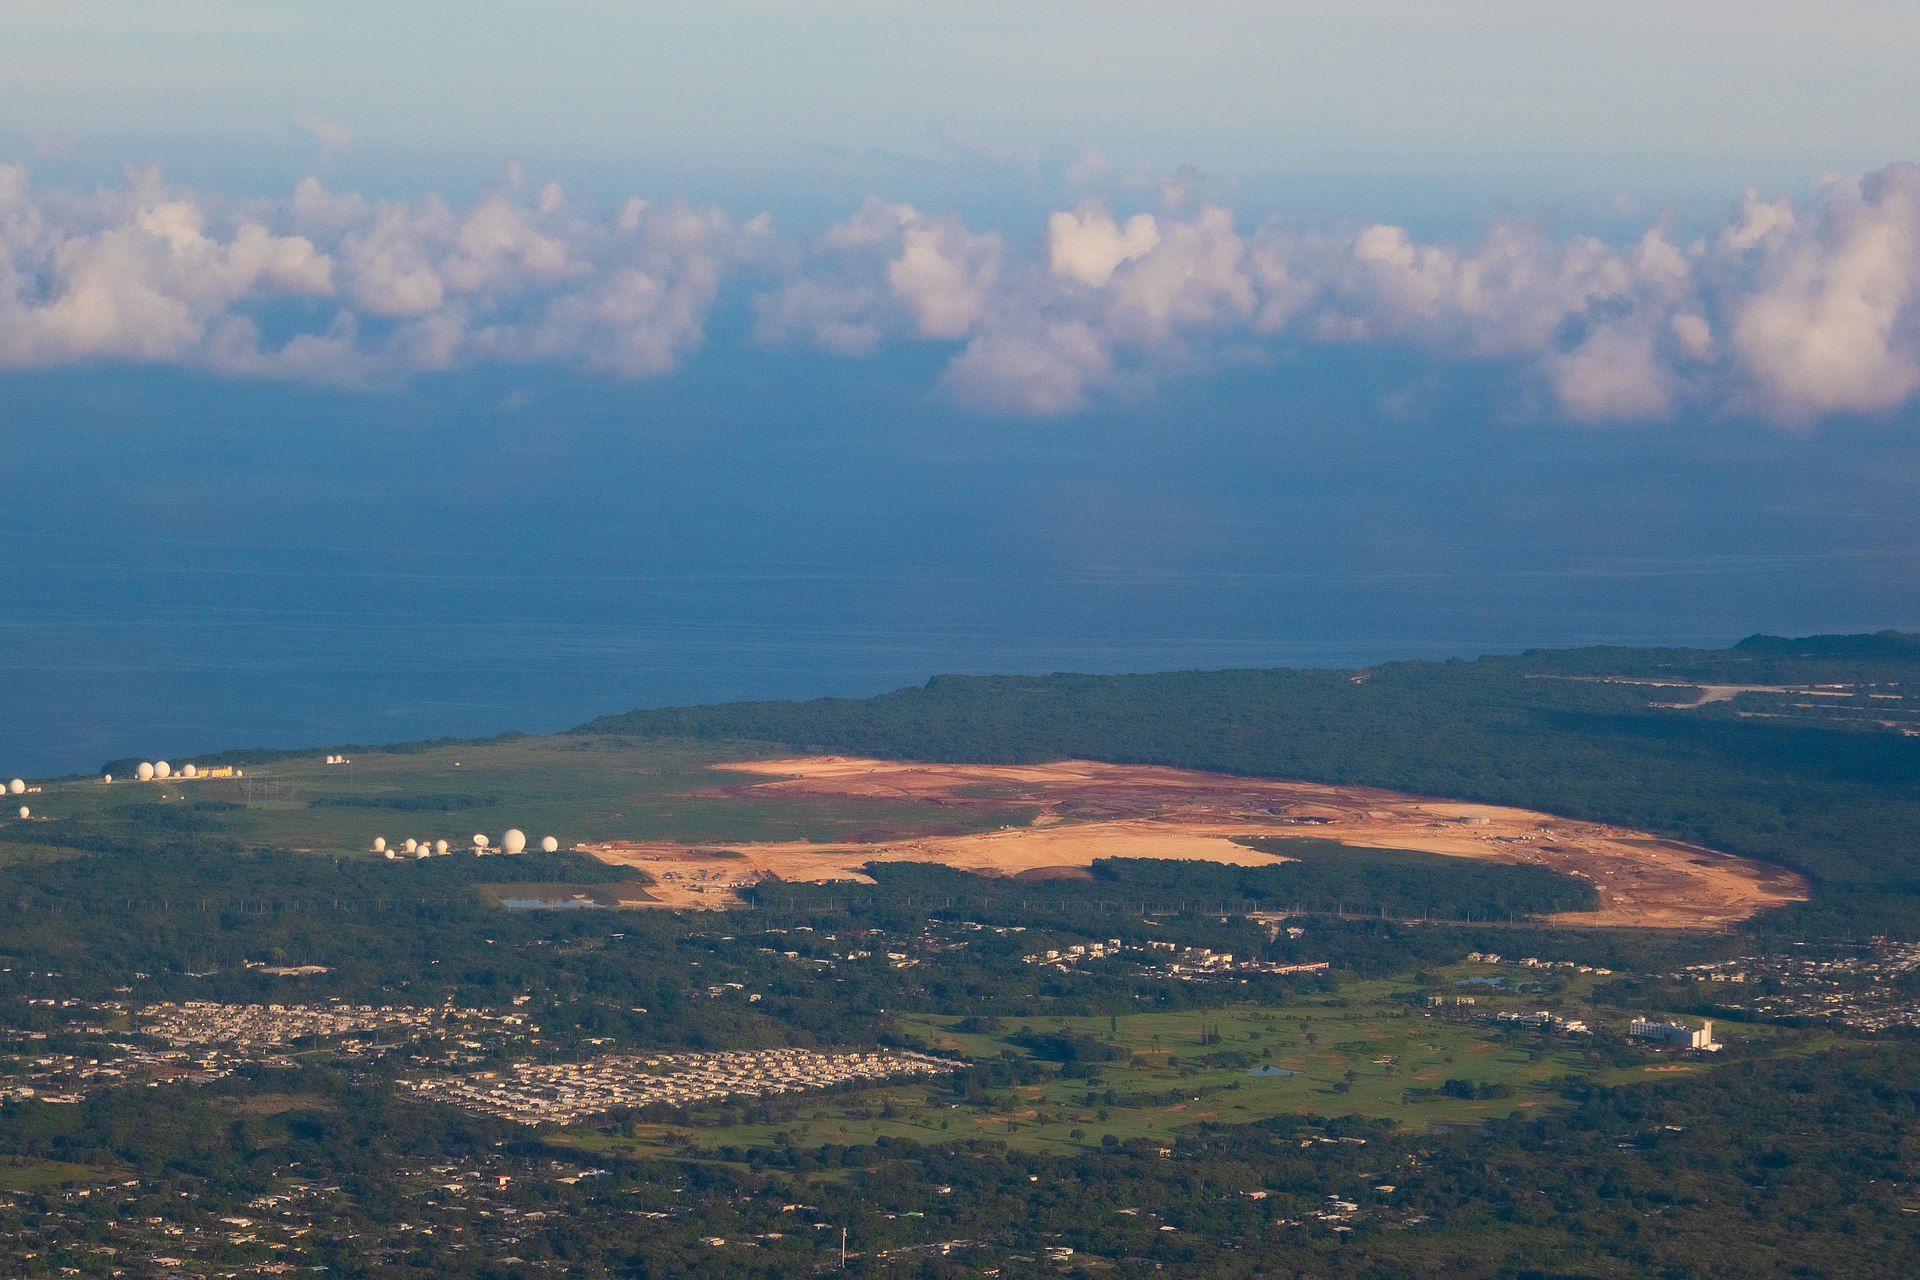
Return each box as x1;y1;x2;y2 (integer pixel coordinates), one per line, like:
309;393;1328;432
406;1047;959;1126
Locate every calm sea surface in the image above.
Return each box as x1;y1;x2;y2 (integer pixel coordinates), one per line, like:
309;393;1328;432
4;360;1916;776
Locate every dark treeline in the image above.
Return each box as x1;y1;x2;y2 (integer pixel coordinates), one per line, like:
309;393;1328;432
752;860;1727;981
0;830;891;1050
580;632;1920;936
752;842;1595;925
0;830;1334;1039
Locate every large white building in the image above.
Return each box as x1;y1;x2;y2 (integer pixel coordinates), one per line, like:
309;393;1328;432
1629;1017;1721;1051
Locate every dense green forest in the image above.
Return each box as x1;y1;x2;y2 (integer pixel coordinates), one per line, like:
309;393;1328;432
752;842;1597;925
581;632;1920;935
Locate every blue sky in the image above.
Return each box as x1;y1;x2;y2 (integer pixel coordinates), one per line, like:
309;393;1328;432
8;1;1920;219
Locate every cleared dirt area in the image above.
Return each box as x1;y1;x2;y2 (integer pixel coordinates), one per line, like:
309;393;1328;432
578;756;1808;929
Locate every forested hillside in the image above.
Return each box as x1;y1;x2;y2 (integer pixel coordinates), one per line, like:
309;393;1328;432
580;633;1920;935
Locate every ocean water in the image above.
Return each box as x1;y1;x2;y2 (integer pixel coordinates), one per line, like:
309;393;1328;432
4;354;1917;777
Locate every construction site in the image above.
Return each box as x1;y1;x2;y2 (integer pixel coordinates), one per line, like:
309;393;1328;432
578;756;1809;929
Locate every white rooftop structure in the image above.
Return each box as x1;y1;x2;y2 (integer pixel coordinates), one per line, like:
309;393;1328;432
1629;1017;1721;1051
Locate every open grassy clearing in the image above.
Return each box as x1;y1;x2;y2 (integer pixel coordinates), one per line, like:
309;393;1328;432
7;739;1803;929
10;736;1022;857
0;841;88;867
572;984;1709;1159
0;1158;117;1192
568;976;1848;1160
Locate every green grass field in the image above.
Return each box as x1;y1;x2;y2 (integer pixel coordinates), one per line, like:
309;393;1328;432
8;735;1021;857
569;982;1711;1159
0;1158;116;1191
568;972;1831;1161
0;841;88;867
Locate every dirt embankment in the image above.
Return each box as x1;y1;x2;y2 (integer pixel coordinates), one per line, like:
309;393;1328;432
578;756;1808;928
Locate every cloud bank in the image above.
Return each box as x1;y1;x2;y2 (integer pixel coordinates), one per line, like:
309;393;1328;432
5;159;1920;425
0;163;766;387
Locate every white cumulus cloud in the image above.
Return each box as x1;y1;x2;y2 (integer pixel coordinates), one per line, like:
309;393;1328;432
0;163;759;386
8;159;1920;427
1048;203;1159;287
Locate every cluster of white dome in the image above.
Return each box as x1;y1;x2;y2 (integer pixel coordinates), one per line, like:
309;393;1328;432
114;760;229;783
375;829;562;859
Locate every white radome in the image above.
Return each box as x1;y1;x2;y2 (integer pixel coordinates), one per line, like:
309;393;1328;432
154;761;171;779
182;764;197;778
502;828;527;854
103;774;113;784
16;806;27;820
540;835;559;853
373;837;387;853
383;849;397;860
435;839;449;855
415;848;431;859
6;779;22;795
472;833;489;849
403;838;418;854
136;762;155;781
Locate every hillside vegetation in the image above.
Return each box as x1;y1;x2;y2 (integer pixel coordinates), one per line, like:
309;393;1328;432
579;633;1920;935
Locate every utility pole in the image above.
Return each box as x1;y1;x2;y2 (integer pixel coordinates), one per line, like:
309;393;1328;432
840;1226;848;1269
